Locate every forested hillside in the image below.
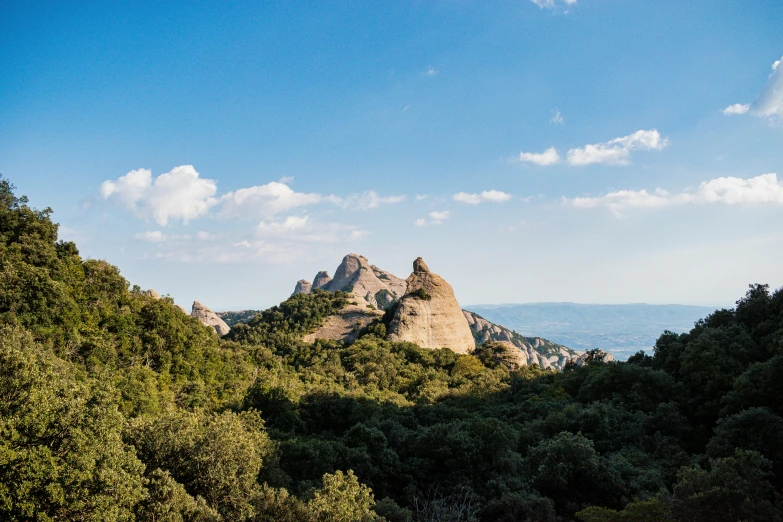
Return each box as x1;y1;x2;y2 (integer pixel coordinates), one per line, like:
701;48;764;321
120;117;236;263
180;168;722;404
2;176;783;521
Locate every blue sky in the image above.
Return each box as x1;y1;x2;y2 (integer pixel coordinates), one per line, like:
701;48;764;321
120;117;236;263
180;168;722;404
2;1;782;311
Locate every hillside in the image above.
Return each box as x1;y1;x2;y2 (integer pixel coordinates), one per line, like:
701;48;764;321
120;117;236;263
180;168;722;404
468;302;717;360
2;177;783;521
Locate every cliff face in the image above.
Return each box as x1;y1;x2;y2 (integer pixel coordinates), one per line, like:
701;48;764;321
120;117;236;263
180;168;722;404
191;301;231;336
386;257;475;354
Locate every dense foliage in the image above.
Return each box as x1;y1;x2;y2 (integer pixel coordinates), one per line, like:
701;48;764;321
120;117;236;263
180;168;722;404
2;176;783;521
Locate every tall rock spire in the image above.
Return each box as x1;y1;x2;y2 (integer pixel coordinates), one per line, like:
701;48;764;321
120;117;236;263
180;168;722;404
386;257;475;353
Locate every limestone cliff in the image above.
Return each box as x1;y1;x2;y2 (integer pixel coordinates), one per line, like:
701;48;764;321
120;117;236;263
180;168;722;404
386;257;475;354
191;301;231;336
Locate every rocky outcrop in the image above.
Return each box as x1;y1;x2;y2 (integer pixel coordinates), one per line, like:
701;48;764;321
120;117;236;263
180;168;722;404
463;310;615;370
386;257;475;354
322;253;407;309
143;288;161;299
312;271;332;290
176;304;189;314
191;301;231;336
303;303;384;344
292;279;312;296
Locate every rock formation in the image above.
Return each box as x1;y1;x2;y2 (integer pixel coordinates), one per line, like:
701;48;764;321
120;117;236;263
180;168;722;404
386;257;475;353
292;279;312;296
191;301;231;336
464;310;580;370
312;271;332;290
321;253;407;309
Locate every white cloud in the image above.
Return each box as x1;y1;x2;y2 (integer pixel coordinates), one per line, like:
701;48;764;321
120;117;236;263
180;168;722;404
518;147;562;166
414;210;450;227
219;181;322;220
256;215;363;243
196;231;215;241
530;0;576;8
429;210;449;222
425;66;438;77
328;191;406;210
567;173;783;215
453;190;513;205
278;175;295;184
516;130;667;167
723;103;750;115
101;165;218;226
724;55;783;120
566;129;668;166
416;194;428;201
550;109;564;125
347;230;369;241
135;230;168;242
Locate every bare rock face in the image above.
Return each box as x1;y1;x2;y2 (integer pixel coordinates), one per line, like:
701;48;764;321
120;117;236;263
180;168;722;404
312;271;332;290
191;301;231;337
386;257;475;354
303;302;384;344
176;304;189;314
324;253;407;309
292;279;312;296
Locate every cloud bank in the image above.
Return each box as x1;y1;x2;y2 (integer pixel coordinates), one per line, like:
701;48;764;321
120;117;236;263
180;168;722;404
101;166;404;225
567;173;783;215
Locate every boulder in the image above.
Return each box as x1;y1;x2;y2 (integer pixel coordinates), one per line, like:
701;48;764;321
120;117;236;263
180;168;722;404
386;257;475;354
191;301;231;336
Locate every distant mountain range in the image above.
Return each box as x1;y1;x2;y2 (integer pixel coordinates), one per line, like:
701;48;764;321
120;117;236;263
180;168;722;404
464;302;719;360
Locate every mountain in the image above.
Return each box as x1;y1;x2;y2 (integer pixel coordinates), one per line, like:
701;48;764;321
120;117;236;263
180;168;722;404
467;302;717;360
281;254;599;369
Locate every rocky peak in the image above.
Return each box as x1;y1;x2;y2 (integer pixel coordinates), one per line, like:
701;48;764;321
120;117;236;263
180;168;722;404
191;300;231;336
386;257;475;353
292;279;312;296
326;253;367;291
314;253;406;309
312;271;332;290
413;257;430;273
